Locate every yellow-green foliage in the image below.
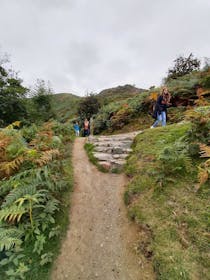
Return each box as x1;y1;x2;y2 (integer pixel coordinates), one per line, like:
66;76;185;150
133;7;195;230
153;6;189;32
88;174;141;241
0;122;64;178
0;130;26;177
197;144;210;188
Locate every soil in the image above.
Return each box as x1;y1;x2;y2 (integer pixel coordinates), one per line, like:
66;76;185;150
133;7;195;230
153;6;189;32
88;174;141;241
51;137;154;280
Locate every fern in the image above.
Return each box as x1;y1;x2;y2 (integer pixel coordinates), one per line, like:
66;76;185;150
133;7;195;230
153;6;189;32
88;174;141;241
5;262;29;279
6;138;27;160
0;167;49;196
197;159;210;188
158;138;192;175
0;137;11;161
199;144;210;158
40;252;53;266
2;185;38;208
35;198;60;231
34;149;60;166
33;234;46;255
0;228;23;251
196;144;210;188
0;205;27;223
15;189;48;228
0;156;25;177
44;198;59;215
49;225;60;239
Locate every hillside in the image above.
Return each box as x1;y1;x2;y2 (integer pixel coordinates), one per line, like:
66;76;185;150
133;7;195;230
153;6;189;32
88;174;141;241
51;85;147;123
97;84;146;105
92;68;210;135
124;117;210;279
51;93;81;122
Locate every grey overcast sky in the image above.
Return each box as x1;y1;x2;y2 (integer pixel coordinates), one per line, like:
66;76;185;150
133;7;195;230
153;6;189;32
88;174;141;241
0;0;210;95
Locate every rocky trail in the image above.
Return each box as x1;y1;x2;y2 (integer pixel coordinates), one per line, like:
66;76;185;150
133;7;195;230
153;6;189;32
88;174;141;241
52;135;154;280
88;131;142;171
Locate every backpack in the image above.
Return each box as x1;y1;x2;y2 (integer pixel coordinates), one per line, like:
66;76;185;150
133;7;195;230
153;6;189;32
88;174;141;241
151;101;158;119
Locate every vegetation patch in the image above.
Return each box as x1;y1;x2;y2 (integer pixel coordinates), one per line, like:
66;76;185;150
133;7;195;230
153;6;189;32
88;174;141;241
124;117;210;279
0;121;74;280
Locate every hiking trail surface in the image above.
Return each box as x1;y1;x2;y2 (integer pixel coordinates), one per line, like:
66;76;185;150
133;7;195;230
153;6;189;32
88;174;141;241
52;136;154;280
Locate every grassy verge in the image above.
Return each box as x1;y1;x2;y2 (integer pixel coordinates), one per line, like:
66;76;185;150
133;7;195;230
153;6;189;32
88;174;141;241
84;143;108;173
84;142;123;173
124;123;209;280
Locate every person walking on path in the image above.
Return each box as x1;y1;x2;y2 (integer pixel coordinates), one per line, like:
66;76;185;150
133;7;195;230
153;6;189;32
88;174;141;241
73;122;80;136
83;118;90;137
151;87;171;128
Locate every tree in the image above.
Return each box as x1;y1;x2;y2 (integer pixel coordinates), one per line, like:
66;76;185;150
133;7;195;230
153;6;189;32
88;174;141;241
29;79;55;122
77;94;100;120
166;53;201;80
0;61;28;126
202;57;210;71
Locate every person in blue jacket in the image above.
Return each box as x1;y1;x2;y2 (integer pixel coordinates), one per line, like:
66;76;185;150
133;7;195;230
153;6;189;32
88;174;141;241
73;121;80;136
151;87;171;128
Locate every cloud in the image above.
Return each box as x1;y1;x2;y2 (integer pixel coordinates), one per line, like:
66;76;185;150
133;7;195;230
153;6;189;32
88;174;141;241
0;0;210;95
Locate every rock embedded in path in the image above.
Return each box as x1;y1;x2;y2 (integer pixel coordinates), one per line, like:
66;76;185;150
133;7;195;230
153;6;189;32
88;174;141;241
93;152;113;162
100;161;111;170
112;147;124;154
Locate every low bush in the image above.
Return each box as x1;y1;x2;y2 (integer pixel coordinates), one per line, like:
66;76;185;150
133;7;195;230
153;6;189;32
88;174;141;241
93;92;150;134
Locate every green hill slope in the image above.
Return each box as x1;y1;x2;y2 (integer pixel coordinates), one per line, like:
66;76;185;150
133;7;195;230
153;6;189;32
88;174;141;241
51;85;146;124
51;93;81;122
92;69;210;135
97;84;146;105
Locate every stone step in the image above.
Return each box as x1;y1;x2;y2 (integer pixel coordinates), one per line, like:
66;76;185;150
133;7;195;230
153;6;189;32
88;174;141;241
89;131;142;143
112;154;128;159
92;137;133;142
93;153;113;162
111;159;126;166
94;147;113;153
88;131;142;171
94;142;133;150
95;146;132;154
93;152;129;161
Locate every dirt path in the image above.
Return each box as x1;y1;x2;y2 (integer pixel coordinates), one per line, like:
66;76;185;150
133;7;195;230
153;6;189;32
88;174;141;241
52;138;154;280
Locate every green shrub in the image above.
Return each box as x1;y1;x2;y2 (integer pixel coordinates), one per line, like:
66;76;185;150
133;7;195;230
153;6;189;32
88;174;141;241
6;137;27;160
51;121;73;138
93;92;150;134
185;107;210;144
21;124;38;142
157;138;192;175
201;75;210;88
166;73;199;97
93;101;123;134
